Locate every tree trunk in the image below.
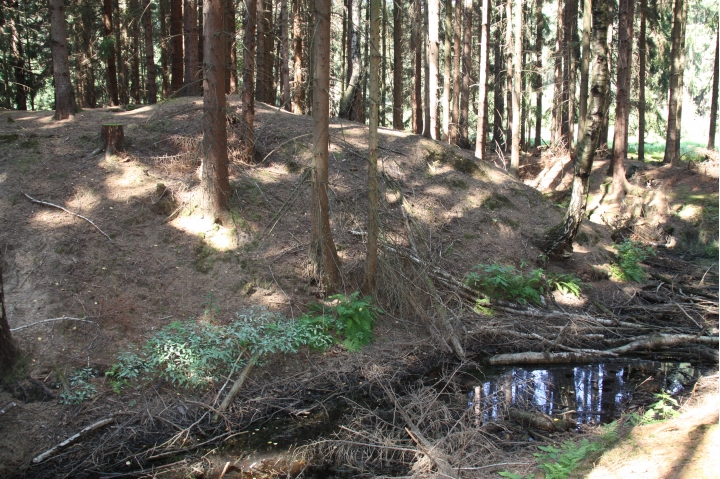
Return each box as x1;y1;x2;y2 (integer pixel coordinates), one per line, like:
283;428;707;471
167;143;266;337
160;0;170;98
263;0;275;104
671;0;688;164
103;0;120;106
450;0;462;144
365;0;380;293
311;0;341;294
510;0;521;176
534;0;543;147
49;0;76;120
256;0;267;102
492;0;504;149
458;0;472;148
292;0;304;113
577;0;591;146
709;23;719;151
115;0;129;104
226;0;238;94
143;0;158;104
427;0;440;140
442;0;452;141
200;0;230;220
551;0;563;146
504;0;513;151
280;0;290;110
170;0;184;94
184;0;200;95
340;0;362;120
0;257;17;377
9;14;27;110
610;0;633;199
381;0;387;126
599;0;614;147
240;0;257;162
423;0;431;137
475;0;490;159
129;0;141;103
542;0;610;258
78;0;97;108
564;0;579;149
663;0;685;164
412;0;423;134
392;0;403;129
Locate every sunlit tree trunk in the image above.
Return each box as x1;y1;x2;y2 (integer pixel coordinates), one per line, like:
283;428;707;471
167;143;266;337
492;0;504;149
412;0;423;134
577;0;591;146
49;0;76;120
311;0;341;294
365;0;380;292
475;0;490;159
551;0;563;145
450;0;462;144
292;0;304;113
458;0;472;148
442;0;452;141
200;0;230;219
599;0;614;147
103;0;120;106
510;0;521;176
143;0;157;104
534;0;543;147
610;0;633;199
427;0;440;140
170;0;184;94
184;0;201;95
382;0;388;126
240;0;257;162
543;0;610;258
709;23;719;151
392;0;403;129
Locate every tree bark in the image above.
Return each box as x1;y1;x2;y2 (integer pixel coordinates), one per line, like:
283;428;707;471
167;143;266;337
280;0;290;110
101;124;125;159
475;0;490;159
610;0;633;199
412;0;423;134
710;23;719;151
143;0;158;104
184;0;201;95
564;0;579;149
504;0;513;150
170;0;184;94
263;0;275;103
256;0;267;102
637;0;646;160
49;0;76;120
542;0;610;258
381;0;388;126
577;0;591;146
510;0;521;176
457;0;472;148
103;0;120;106
551;0;563;146
200;0;230;220
311;0;341;294
663;0;685;164
160;0;170;98
492;0;504;150
292;0;304;113
534;0;543;147
340;0;362;120
671;0;688;164
450;0;462;144
225;0;238;94
240;0;257;162
0;257;17;377
365;0;380;293
392;0;403;129
78;0;97;108
129;0;142;103
115;0;129;104
427;0;440;140
9;11;27;110
442;0;452;141
599;0;614;147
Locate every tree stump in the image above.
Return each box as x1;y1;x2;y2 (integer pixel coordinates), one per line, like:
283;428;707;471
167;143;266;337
101;124;125;160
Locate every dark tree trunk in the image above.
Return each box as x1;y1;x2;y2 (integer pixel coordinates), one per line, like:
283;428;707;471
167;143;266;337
160;0;170;98
450;0;462;144
551;0;563;145
543;0;610;258
563;0;579;149
263;0;275;104
280;0;290;110
49;0;76;120
226;0;238;94
78;0;97;108
291;0;304;113
671;0;688;163
534;0;543;147
475;0;490;159
709;24;719;151
311;0;341;293
577;0;591;146
381;0;387;126
129;0;142;103
458;0;472;148
636;0;646;160
442;0;452;140
170;0;184;94
103;0;120;106
257;0;268;102
510;0;521;176
240;0;257;161
0;258;17;377
492;0;504;149
365;0;380;292
9;13;27;110
427;0;439;140
610;0;633;199
143;0;158;104
663;0;685;164
184;0;201;95
114;0;129;104
392;0;403;129
339;0;362;120
200;0;230;219
412;0;423;134
599;0;614;147
504;0;513;150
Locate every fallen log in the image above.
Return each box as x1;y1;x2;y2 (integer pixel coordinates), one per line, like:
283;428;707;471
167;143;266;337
508;409;576;432
33;416;116;463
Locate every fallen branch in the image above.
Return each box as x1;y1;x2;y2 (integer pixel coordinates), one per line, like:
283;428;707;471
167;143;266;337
33;416;116;463
214;352;260;422
508;409;576;432
0;402;17;415
22;192;114;244
10;316;97;332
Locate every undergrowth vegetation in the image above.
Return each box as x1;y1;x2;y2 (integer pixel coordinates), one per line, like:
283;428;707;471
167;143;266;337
609;240;655;282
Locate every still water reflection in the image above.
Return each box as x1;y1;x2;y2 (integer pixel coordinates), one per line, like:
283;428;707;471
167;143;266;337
467;361;699;424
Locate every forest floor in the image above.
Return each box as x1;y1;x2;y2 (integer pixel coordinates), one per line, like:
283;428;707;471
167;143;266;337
0;98;718;478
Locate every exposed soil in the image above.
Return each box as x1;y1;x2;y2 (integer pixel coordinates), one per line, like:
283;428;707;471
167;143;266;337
0;98;717;478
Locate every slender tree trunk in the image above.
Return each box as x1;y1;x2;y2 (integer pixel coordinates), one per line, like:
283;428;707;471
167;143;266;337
534;0;543;147
423;0;431;137
226;0;238;94
599;0;614;147
115;0;129;104
610;0;633;199
551;0;563;145
263;0;275;103
663;0;685;164
78;0;96;108
565;0;579;149
458;0;472;148
311;0;341;294
475;0;490;159
280;0;290;110
381;0;387;126
170;0;183;94
510;0;521;176
450;0;462;144
198;1;203;71
672;0;688;163
492;0;504;149
160;0;170;98
427;0;440;140
292;0;304;113
256;0;267;101
9;14;27;110
241;0;257;161
543;0;610;258
392;0;403;129
577;0;591;146
49;0;76;120
103;0;120;106
129;0;141;103
340;0;362;119
637;0;646;159
504;0;513;150
143;0;157;104
183;0;200;95
709;23;719;151
200;0;230;219
365;0;380;292
412;0;423;134
442;0;452;141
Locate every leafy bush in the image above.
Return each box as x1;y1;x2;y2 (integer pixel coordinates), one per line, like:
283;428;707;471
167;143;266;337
309;292;381;351
499;439;602;479
629;391;680;425
608;240;654;282
547;273;583;297
465;263;545;305
59;367;97;404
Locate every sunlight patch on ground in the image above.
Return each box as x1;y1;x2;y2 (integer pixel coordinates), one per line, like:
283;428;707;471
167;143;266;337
0;172;6;184
171;215;240;251
100;161;155;201
66;185;102;212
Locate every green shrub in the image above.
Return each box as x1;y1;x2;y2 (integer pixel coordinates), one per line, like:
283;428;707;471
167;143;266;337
59;367;97;404
309;292;381;351
629;391;680;425
547;273;583;297
608;240;654;282
465;263;545;305
499;439;602;479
